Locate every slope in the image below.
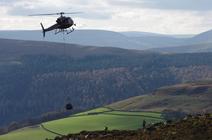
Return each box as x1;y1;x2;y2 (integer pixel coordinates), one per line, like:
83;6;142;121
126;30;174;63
51;114;212;140
187;29;212;44
152;29;212;53
150;42;212;53
0;108;163;140
1;29;212;50
109;81;212;113
0;38;212;127
0;30;144;49
0;29;195;50
0;38;143;58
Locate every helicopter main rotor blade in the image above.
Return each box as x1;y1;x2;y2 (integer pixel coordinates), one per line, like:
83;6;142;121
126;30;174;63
64;12;83;14
28;12;82;16
28;13;59;16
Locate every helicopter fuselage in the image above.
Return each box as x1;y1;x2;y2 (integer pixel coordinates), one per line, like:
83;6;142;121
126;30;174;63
56;16;74;29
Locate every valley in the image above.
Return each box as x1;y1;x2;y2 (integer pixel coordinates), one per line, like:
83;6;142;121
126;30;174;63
0;81;212;140
0;39;211;127
1;81;211;140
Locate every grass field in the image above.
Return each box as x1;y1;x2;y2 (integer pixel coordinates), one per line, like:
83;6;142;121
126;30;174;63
0;108;163;140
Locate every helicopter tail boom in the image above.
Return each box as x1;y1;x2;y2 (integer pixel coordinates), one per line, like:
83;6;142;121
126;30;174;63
40;23;46;37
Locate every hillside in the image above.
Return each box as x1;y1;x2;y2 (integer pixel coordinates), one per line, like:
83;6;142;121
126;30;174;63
130;36;186;49
0;38;212;127
121;31;169;37
53;114;212;140
109;81;212;113
1;80;211;140
0;38;143;58
0;30;144;49
0;29;199;50
151;42;212;53
148;30;212;53
187;29;212;44
4;113;209;140
0;29;212;51
0;108;163;140
121;31;188;48
121;31;194;38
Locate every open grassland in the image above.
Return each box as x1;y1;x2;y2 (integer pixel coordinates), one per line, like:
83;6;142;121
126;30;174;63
0;126;57;140
0;108;163;140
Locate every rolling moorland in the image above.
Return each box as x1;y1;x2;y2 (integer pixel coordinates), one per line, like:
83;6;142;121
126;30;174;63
0;29;212;51
0;38;212;129
0;81;211;140
0;30;187;50
109;81;212;113
150;42;212;53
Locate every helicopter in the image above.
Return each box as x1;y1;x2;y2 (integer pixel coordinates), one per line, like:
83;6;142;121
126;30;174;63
29;12;81;37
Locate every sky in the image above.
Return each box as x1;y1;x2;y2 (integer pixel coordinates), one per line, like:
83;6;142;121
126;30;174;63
0;0;212;34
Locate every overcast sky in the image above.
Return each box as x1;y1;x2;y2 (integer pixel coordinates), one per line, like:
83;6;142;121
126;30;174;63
0;0;212;34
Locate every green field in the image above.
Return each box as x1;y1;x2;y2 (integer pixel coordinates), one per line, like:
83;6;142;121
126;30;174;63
0;108;163;140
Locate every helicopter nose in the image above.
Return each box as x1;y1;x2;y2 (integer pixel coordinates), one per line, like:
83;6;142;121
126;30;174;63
71;20;74;25
69;19;74;25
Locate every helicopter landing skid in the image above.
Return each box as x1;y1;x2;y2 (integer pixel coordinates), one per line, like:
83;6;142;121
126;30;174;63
55;28;75;35
66;27;75;34
55;29;62;35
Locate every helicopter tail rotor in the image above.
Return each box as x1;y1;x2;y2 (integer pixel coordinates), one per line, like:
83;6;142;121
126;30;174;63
40;23;46;37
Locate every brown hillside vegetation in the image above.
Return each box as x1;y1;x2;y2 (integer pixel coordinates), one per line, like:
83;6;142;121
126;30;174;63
109;81;212;113
53;114;212;140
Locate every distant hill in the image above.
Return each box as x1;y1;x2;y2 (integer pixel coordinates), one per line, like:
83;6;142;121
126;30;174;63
121;31;194;38
187;29;212;44
131;36;186;49
121;31;170;37
109;81;212;113
0;38;144;58
122;29;212;52
1;29;212;51
0;29;199;50
125;30;212;51
149;30;212;53
0;30;145;49
150;43;212;53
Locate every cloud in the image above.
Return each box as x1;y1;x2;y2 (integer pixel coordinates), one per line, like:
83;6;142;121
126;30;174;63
103;8;212;34
0;0;112;20
0;0;212;34
145;0;212;11
107;0;212;11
